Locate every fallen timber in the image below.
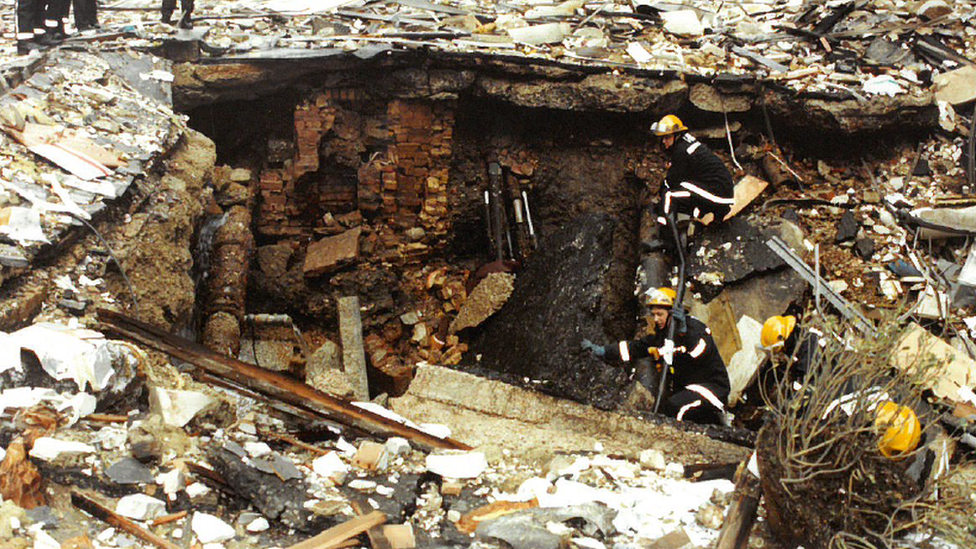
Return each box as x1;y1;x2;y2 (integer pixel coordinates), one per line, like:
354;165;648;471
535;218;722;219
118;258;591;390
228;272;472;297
96;308;471;451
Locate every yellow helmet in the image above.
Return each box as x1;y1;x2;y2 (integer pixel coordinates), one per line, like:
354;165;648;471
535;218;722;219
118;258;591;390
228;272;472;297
874;401;922;458
643;287;676;308
761;315;796;349
650;114;688;136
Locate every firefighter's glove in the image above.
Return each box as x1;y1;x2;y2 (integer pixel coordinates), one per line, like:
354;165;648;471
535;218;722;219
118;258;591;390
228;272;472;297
581;339;605;358
647;347;660;361
671;306;687;334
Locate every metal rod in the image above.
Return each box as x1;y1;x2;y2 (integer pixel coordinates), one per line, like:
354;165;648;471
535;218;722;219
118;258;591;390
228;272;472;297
522;190;538;248
654;212;687;415
488;163;505;261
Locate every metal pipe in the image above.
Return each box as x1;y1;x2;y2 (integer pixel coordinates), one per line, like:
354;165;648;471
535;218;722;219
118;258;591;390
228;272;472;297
488;163;505;261
522;190;538;249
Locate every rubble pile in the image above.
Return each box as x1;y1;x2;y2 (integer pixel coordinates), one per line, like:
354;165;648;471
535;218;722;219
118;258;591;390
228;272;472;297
1;0;976;547
0;319;753;549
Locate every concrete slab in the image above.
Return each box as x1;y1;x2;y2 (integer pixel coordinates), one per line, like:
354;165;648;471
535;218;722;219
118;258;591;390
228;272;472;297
390;364;751;464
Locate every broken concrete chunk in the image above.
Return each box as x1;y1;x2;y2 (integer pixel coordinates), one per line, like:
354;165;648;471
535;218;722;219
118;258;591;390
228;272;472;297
726;315;764;407
933;65;976;105
855;237;875;260
892;323;976;402
105;458;155;485
29;437;95;462
695;502;724;529
246;516;270;533
352;441;388;471
913;206;976;239
312;451;348;485
385;437;411;457
835;211;858;243
303;227;361;277
689;84;751;113
647;527;694;549
115;494;166;521
426;451;487;479
507;23;571;46
661;10;703;37
476;512;562;549
191;512;236;544
158;468;186;496
639;449;666;471
149;387;215;428
449;272;515;334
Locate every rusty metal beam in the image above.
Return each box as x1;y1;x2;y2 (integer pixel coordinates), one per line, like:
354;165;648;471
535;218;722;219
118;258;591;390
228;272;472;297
97;309;470;451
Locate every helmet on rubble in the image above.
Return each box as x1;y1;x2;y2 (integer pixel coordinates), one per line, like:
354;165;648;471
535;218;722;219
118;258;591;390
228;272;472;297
643;287;677;309
760;315;797;350
874;401;922;458
650;114;688;137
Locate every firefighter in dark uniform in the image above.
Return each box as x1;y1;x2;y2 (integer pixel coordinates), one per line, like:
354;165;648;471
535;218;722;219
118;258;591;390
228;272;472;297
760;315;825;387
162;0;195;28
651;114;735;228
17;0;63;54
581;287;731;425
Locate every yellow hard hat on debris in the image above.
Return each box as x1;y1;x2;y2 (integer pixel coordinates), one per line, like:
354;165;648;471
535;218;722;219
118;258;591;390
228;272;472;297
874;401;922;458
643;287;676;308
761;315;797;349
650;114;688;136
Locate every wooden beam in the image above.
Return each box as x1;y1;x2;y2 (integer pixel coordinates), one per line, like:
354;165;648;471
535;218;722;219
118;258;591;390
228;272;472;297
350;498;393;549
287;511;387;549
71;491;180;549
97;309;470;451
714;463;762;549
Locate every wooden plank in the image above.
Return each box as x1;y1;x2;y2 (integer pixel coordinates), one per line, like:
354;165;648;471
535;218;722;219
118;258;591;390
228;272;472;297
287;511;387;549
723;175;769;221
97;309;470;451
71;491;180;549
714;464;761;549
350;498;393;549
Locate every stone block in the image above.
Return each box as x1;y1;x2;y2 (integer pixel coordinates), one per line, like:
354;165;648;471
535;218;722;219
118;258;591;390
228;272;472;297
303;227;361;277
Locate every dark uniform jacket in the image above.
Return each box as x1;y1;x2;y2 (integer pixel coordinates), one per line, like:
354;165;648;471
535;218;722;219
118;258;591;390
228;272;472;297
604;315;730;405
784;326;824;382
664;133;734;202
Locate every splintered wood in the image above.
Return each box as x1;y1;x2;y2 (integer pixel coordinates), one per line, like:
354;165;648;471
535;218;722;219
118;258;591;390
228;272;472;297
287;511;387;549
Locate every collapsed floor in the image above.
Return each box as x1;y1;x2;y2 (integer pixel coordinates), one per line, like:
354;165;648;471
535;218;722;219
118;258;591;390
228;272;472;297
1;3;976;548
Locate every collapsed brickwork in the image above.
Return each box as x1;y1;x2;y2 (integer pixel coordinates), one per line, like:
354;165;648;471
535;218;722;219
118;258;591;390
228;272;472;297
248;89;469;395
256;91;456;249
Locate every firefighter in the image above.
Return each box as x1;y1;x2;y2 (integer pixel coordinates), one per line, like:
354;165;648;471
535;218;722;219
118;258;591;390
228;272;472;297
161;0;194;29
760;315;825;386
651;114;735;229
581;287;731;425
73;0;99;32
16;0;62;54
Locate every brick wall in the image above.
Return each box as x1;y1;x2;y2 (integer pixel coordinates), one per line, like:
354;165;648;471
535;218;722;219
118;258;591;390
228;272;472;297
256;91;456;259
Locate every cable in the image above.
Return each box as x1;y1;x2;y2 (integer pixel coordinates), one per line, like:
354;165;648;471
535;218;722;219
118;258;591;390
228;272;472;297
69;212;140;318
